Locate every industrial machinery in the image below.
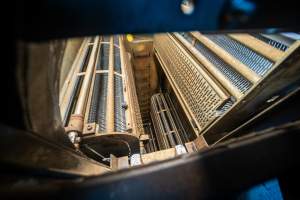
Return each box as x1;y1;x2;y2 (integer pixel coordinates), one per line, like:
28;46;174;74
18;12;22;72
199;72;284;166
56;32;300;172
4;0;300;199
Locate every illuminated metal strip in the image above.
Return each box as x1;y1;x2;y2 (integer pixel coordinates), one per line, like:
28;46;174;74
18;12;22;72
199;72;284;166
154;34;231;131
250;33;289;51
206;34;274;76
228;34;284;63
191;32;260;83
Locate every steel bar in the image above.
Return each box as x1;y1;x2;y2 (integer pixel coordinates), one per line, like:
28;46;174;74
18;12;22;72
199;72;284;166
66;37;99;143
73;37;100;115
106;37;115;132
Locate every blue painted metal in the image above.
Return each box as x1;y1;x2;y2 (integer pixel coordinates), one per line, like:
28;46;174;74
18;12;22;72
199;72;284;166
237;179;283;200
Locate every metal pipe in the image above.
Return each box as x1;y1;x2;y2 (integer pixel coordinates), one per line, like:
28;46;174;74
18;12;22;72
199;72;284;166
106;36;115;132
66;37;99;144
60;39;90;121
74;36;100;115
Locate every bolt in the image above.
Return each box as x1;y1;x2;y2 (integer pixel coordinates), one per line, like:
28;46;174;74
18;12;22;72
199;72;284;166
87;125;93;130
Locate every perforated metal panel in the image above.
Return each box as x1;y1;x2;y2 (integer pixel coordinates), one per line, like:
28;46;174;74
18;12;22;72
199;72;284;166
154;34;231;131
96;74;108;132
114;46;122;73
98;43;109;70
206;34;274;76
193;39;252;93
250;34;290;51
114;75;126;132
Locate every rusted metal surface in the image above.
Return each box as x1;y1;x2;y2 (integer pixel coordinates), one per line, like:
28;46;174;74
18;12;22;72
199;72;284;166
65;114;84;135
141;148;176;165
110;155;129;170
193;135;209;150
83;123;96;136
185;142;197;153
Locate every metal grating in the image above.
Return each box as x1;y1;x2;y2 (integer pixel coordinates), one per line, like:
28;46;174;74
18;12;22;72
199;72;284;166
114;46;122;74
98;44;110;70
102;36;110;43
179;32;194;44
250;34;289;51
113;35;119;45
114;75;126;132
95;74;108;132
154;34;231;131
193;39;252;93
164;93;190;143
206;34;274;76
150;93;183;149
